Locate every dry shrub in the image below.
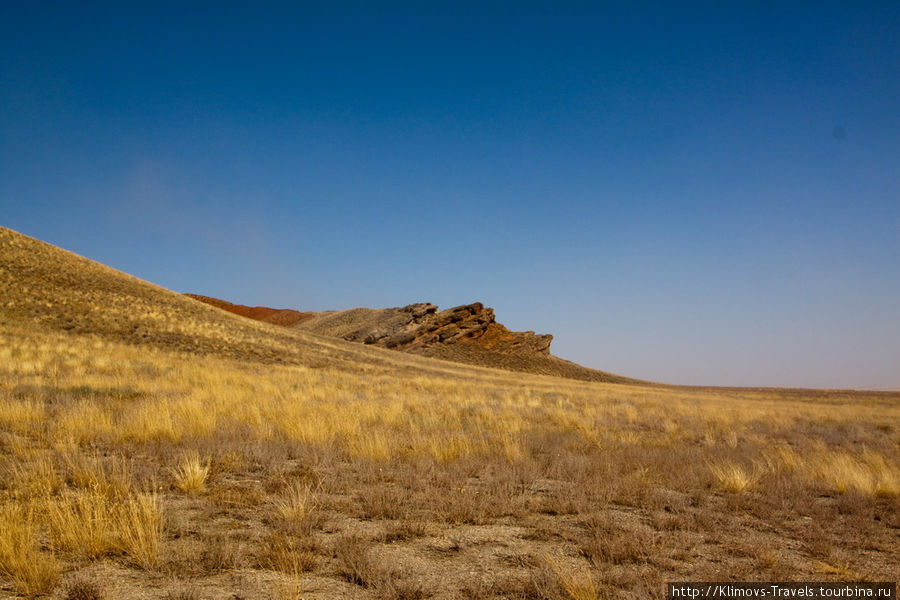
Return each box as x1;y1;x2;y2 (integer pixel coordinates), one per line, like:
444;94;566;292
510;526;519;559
376;572;429;600
539;485;594;516
357;484;408;520
6;453;63;499
334;534;378;587
435;481;515;525
212;449;247;475
0;504;61;597
207;481;265;509
200;533;245;572
758;548;780;569
376;519;428;543
45;490;118;558
258;534;318;574
0;397;44;435
162;539;205;578
332;534;427;599
164;588;201;600
62;450;132;498
801;525;834;559
44;489;162;567
274;575;304;600
64;577;106;600
53;400;114;445
577;512;654;566
171;451;210;495
274;480;316;523
761;444;803;473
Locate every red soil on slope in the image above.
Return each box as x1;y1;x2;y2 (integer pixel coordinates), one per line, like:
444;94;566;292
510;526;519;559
184;294;315;327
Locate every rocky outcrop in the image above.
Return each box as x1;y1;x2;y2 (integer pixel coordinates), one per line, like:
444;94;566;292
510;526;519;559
186;294;554;359
336;302;553;355
185;293;636;383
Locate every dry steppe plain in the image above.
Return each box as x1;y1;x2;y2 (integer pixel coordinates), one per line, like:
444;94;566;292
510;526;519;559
0;226;898;599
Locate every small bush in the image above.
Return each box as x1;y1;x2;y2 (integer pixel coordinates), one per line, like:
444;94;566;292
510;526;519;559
333;534;378;587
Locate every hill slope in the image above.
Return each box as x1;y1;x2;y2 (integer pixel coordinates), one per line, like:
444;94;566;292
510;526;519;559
187;295;638;384
183;294;315;326
0;226;473;376
2;225;899;599
0;225;633;384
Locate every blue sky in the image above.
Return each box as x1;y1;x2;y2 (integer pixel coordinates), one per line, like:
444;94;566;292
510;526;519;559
2;2;898;387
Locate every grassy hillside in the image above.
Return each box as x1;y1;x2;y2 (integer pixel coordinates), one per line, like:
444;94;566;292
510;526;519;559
0;227;540;380
0;226;421;371
1;225;898;599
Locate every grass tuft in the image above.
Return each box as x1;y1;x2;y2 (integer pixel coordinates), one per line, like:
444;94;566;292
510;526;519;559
274;480;316;523
709;460;761;493
113;492;163;569
171;451;210;495
0;504;61;597
45;490;116;558
540;552;601;600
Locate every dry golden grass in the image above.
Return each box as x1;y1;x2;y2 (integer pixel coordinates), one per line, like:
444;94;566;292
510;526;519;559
0;323;897;596
59;451;132;499
41;488;162;569
113;493;162;569
44;490;118;559
0;505;60;597
542;553;601;600
708;460;762;493
808;450;900;496
171;451;210;495
274;480;317;523
1;225;898;597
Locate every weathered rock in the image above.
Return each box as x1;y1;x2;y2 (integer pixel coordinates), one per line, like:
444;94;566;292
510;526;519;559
186;294;556;365
332;302;552;357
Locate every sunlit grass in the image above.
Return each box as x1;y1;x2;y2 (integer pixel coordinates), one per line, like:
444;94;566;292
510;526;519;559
808;450;900;496
274;480;316;523
113;492;162;569
1;220;898;596
0;504;60;597
709;460;762;493
171;451;210;495
542;553;601;600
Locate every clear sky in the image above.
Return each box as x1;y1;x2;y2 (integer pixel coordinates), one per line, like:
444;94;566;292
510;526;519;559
2;2;898;388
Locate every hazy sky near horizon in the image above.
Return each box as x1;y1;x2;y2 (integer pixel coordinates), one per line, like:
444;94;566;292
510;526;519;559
2;2;898;388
